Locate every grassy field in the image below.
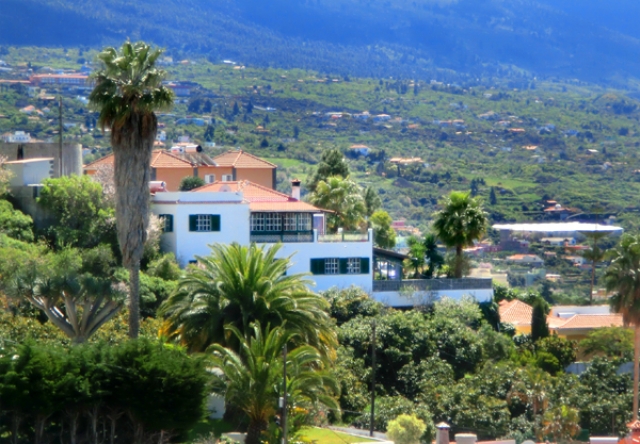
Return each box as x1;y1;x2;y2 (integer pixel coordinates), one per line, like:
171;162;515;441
299;427;376;444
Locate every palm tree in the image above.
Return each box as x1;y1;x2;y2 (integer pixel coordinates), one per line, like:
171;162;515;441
604;233;640;421
423;233;444;279
582;231;608;304
309;176;366;232
542;405;580;442
433;191;488;278
89;41;174;338
159;243;337;354
508;367;552;439
210;323;339;444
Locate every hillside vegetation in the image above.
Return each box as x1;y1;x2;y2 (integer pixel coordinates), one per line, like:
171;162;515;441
2;48;640;234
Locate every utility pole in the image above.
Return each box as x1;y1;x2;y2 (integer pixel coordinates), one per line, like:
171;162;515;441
58;95;63;177
282;344;288;444
370;320;376;437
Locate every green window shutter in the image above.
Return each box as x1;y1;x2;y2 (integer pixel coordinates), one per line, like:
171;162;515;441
339;258;348;274
189;215;197;231
360;258;370;274
212;215;221;231
310;259;325;275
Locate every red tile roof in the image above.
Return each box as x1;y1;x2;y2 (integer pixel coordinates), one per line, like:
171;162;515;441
193;181;325;213
549;314;624;331
499;299;533;326
84;150;194;170
211;150;276;169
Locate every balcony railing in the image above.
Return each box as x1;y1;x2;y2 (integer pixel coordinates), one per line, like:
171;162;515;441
318;231;370;243
250;231;314;243
372;278;493;293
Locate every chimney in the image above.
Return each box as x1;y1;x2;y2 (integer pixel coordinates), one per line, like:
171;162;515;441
455;433;477;444
291;179;301;200
436;423;450;444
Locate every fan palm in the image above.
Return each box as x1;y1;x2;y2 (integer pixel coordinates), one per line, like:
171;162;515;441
604;233;640;421
159;243;337;354
210;323;339;444
433;191;487;278
89;41;174;338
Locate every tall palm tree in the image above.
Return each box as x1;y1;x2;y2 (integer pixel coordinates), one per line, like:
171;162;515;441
423;233;444;279
309;176;366;232
210;323;339;444
159;243;337;355
433;191;488;278
582;231;608;304
89;41;174;338
604;233;640;421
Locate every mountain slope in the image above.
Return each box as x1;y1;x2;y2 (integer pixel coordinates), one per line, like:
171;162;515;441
1;0;640;87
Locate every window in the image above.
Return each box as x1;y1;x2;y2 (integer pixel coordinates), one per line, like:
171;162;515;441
204;174;215;184
196;214;211;231
324;258;339;275
284;213;312;231
189;214;221;232
250;213;282;232
310;258;370;275
222;174;233;182
159;214;173;233
347;258;361;274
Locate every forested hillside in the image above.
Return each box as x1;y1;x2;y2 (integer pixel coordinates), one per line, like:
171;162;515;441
2;0;640;88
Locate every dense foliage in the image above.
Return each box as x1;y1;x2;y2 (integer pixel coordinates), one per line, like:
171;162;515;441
0;339;209;443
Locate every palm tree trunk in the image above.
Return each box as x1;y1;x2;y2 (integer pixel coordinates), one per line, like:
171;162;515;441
245;418;267;444
129;262;141;339
455;245;463;279
112;112;156;339
634;325;640;421
590;260;596;304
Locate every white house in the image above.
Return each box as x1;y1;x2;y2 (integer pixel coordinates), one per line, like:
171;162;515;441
151;180;374;293
3;131;32;143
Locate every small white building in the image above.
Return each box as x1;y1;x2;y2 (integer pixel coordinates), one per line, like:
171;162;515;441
3;131;32;143
151;181;374;293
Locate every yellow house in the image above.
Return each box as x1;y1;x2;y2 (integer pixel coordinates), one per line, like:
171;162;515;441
548;313;624;341
499;299;533;335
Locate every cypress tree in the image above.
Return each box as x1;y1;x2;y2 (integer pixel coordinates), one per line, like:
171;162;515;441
531;298;550;341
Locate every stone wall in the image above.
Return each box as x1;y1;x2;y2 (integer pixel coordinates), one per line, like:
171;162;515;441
0;142;83;177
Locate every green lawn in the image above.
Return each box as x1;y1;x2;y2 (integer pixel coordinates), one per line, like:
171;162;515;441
299;427;376;444
186;418;234;443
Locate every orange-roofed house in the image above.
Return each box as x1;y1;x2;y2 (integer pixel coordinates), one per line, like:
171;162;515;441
548;313;624;340
499;299;533;334
84;149;277;191
201;150;276;189
151;180;375;292
84;150;196;191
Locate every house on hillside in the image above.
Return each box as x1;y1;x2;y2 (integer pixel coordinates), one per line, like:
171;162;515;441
499;299;533;334
84;149;277;191
349;144;371;156
506;254;544;267
151;180;374;292
548;313;623;341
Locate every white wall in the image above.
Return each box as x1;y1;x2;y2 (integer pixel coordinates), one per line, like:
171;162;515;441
153;191;250;267
6;159;53;186
373;288;494;308
152;192;375;290
267;231;374;293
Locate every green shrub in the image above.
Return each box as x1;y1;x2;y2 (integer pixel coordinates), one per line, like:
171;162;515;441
387;414;427;444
